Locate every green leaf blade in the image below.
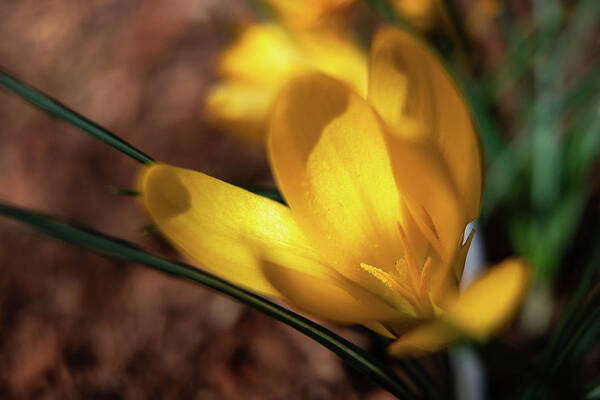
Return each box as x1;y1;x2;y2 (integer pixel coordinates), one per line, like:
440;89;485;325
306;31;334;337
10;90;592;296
0;68;154;164
0;201;422;400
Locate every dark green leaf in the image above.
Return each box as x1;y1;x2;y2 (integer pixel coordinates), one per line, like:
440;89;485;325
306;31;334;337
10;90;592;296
0;201;420;400
0;68;154;164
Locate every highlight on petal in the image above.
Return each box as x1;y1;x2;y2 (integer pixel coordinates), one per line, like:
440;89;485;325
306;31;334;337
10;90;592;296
137;163;323;297
268;73;426;286
367;27;482;260
444;258;530;340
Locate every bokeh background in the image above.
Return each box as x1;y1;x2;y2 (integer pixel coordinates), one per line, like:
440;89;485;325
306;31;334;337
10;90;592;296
0;0;598;399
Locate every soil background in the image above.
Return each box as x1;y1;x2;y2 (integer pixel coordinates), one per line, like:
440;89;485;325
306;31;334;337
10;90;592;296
0;1;388;399
2;1;593;399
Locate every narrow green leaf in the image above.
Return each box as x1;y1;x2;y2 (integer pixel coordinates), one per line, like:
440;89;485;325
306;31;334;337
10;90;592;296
398;359;439;400
462;80;508;170
551;292;600;374
587;384;600;400
553;0;600;76
545;225;600;365
107;186;141;196
586;377;600;399
0;201;419;400
565;91;600;181
482;30;536;98
478;340;545;382
0;70;293;206
561;57;600;114
0;68;153;164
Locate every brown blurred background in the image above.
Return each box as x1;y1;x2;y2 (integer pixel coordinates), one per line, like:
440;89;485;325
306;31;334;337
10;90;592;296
1;0;598;399
0;1;378;398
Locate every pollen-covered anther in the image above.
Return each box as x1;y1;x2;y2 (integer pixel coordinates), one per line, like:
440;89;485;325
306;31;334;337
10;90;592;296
360;262;414;300
361;252;436;316
396;222;422;290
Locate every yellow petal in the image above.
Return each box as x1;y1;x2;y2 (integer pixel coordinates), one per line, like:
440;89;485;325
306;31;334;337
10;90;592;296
218;24;366;94
137;163;324;297
368;27;482;261
268;73;424;286
362;321;397;338
204;83;274;144
260;252;402;323
444;258;529;340
368;27;482;219
378;114;465;266
388;319;461;356
389;259;529;356
429;229;475;308
210;24;367;142
297;28;368;97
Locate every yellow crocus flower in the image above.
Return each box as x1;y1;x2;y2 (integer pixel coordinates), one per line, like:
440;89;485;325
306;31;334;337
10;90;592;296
139;27;528;356
205;23;367;144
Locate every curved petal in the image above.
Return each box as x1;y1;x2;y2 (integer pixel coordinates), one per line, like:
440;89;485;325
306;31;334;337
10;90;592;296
388;319;461;356
389;258;528;356
260;251;402;323
362;321;397;338
444;258;529;340
268;73;424;285
137;163;324;297
298;28;368;97
368;27;482;261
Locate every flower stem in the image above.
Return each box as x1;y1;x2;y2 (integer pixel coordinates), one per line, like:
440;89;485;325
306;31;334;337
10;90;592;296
0;68;153;164
0;201;420;400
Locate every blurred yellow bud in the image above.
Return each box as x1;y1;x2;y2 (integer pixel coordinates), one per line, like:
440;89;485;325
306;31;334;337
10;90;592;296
263;0;355;30
205;23;367;143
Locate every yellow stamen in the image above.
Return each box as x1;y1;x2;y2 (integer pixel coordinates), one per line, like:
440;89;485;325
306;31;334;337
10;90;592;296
419;257;433;299
454;229;475;282
360;262;414;300
397;222;421;290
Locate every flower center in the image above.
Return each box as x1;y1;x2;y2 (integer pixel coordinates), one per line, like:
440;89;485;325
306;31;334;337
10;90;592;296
360;222;436;316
